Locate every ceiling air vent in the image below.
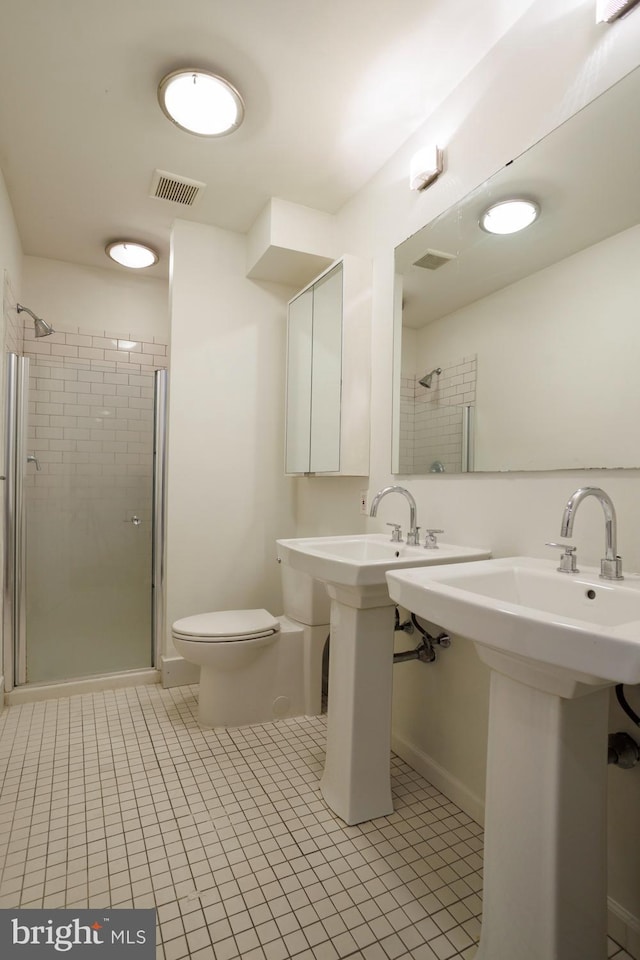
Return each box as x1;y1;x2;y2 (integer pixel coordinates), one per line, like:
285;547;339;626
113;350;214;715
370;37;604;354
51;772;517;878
413;249;456;270
596;0;640;22
149;169;206;206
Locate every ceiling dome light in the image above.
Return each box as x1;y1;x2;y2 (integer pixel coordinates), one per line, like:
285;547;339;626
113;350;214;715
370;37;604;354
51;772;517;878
106;241;159;269
480;199;540;235
158;68;244;137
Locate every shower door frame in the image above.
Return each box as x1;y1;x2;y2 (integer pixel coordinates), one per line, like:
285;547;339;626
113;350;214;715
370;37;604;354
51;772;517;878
3;353;168;690
152;368;168;671
3;353;21;691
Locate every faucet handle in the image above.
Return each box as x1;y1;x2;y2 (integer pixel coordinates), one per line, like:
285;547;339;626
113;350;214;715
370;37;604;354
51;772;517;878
424;529;444;549
386;523;403;542
545;541;579;574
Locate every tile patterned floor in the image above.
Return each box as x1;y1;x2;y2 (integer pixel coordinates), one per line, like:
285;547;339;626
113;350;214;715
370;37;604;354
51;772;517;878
0;684;631;959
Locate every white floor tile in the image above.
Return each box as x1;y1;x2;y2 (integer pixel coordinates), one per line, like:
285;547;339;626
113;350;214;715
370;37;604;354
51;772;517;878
0;683;628;960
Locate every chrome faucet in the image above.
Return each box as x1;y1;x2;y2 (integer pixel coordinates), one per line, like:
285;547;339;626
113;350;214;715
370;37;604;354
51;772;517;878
369;485;419;545
560;486;623;580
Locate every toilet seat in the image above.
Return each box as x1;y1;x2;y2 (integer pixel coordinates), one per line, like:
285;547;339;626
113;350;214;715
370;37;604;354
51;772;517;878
172;608;280;643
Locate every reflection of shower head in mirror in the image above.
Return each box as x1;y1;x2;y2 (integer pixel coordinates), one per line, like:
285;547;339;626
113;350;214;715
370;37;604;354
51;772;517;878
419;367;442;389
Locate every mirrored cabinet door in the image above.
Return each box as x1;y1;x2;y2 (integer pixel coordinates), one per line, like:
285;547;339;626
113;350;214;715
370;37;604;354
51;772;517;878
284;255;371;477
309;264;342;473
284;287;313;473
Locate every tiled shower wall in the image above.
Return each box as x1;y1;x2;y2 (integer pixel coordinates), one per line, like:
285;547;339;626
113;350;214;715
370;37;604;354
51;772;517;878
399;356;477;475
21;323;168;682
3;274;22;356
24;325;167;499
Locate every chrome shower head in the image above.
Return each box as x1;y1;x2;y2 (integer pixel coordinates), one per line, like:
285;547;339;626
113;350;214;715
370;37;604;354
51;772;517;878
419;367;442;389
17;303;55;338
33;317;55;338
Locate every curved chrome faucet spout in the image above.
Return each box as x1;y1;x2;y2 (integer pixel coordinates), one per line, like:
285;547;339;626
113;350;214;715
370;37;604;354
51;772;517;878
560;486;623;580
369;485;419;545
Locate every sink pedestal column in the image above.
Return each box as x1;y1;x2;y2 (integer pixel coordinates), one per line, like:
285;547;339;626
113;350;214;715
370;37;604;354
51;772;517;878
321;584;395;825
476;670;609;960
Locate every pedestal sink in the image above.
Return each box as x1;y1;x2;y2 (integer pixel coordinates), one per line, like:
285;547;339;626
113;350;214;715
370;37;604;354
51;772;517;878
276;534;490;824
387;556;640;960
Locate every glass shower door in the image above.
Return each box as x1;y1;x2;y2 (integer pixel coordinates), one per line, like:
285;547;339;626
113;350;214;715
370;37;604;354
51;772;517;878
21;354;157;683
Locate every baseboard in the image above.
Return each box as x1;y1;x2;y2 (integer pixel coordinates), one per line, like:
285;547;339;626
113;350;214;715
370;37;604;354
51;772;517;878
608;898;640;959
4;668;160;705
391;731;485;827
392;730;640;956
160;655;199;688
0;675;4;713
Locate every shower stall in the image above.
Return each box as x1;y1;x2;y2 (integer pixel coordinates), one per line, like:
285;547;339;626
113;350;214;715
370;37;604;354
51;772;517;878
3;347;167;690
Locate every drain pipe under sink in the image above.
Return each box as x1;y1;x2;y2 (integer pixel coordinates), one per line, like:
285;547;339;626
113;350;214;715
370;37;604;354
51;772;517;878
392;608;450;664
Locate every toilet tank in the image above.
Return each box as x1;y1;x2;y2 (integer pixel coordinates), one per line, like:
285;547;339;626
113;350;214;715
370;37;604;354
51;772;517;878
281;565;330;625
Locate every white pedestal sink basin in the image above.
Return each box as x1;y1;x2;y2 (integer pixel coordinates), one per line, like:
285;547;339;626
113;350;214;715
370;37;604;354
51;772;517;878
276;534;490;825
387;556;640;960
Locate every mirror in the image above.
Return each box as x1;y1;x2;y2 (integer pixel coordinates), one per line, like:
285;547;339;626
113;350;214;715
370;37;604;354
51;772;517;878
393;66;640;474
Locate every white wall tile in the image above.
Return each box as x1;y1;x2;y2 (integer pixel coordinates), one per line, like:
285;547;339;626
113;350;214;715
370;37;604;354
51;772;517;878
51;344;79;358
78;347;105;361
22;331;167;502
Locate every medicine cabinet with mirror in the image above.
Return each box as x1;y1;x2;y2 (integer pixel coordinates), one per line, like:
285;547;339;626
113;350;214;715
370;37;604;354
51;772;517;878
392;65;640;474
285;256;371;476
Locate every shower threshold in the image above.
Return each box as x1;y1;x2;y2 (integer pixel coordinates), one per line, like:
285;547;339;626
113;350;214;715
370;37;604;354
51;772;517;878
4;667;160;705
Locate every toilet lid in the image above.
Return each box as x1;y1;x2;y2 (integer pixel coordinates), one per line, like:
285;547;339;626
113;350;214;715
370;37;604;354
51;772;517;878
172;608;280;642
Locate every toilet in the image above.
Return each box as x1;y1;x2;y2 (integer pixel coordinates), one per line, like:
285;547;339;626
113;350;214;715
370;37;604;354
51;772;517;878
171;566;330;728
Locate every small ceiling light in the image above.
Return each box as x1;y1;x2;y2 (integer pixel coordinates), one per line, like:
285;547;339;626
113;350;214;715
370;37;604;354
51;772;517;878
480;199;540;235
409;145;444;191
596;0;640;22
106;241;159;269
158;68;244;137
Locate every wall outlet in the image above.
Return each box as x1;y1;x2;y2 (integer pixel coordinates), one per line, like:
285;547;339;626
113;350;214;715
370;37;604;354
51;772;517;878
359;490;368;515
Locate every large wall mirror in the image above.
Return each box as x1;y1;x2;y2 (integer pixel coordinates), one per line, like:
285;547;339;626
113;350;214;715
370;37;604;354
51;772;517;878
392;66;640;474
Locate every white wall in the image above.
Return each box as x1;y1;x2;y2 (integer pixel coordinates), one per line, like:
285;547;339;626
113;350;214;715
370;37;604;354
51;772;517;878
0;171;22;300
165;220;297;656
295;0;640;948
23;256;169;342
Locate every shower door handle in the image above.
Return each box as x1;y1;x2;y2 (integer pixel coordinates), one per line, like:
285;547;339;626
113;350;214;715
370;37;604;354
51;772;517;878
27;454;41;471
124;516;142;526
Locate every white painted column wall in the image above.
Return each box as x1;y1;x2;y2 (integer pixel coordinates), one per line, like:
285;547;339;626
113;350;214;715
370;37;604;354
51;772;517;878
165;220;297;658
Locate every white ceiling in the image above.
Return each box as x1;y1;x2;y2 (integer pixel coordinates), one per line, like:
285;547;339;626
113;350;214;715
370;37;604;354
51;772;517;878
0;0;530;280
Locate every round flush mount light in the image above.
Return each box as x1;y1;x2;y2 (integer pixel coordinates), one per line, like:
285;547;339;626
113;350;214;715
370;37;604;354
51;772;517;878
158;68;244;137
105;241;159;269
480;199;540;235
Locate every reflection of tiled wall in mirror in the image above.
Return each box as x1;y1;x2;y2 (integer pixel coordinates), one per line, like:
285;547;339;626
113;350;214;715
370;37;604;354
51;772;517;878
398;376;415;473
399;355;476;475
